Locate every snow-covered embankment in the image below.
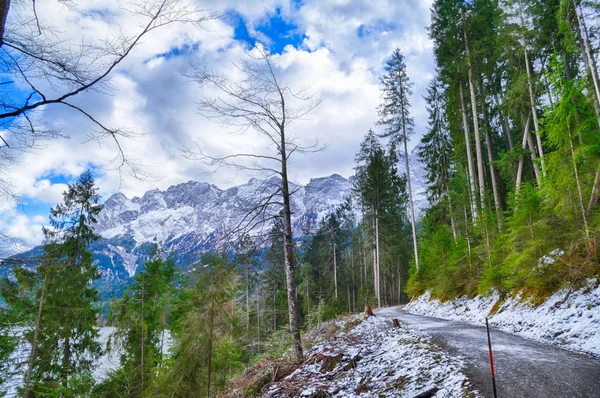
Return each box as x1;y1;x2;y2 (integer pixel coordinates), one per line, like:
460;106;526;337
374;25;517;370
405;280;600;357
266;315;480;397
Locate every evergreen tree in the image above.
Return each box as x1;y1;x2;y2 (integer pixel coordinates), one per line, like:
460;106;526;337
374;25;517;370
98;247;177;397
153;253;243;398
353;131;410;307
20;170;102;396
378;49;421;272
264;213;288;334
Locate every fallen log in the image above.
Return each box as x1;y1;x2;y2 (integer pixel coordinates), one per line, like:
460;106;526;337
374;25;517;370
412;387;440;398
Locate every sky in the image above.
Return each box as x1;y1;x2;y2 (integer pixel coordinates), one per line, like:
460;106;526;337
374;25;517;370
0;0;435;253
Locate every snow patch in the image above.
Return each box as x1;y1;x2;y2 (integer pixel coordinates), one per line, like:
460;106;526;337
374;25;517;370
107;244;139;277
405;279;600;357
266;315;479;397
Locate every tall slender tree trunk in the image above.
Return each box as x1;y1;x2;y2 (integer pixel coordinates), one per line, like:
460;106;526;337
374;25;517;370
464;26;486;212
459;81;478;220
447;186;458;241
332;228;338;299
400;90;420;271
588;163;600;213
141;278;146;393
23;274;48;397
574;3;600;211
206;290;215;397
480;84;504;230
515;113;532;198
575;2;600;118
374;212;381;308
463;203;472;262
273;290;277;332
568;133;591;240
526;122;542;186
524;46;546;177
280;130;303;360
398;258;402;303
0;0;9;46
256;294;261;349
493;94;514;150
519;3;546;178
246;264;250;332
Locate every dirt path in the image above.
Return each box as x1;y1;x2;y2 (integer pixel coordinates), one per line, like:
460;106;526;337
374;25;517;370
377;306;600;398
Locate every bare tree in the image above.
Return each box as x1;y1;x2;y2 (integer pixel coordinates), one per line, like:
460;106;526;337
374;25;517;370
0;0;215;202
185;45;321;361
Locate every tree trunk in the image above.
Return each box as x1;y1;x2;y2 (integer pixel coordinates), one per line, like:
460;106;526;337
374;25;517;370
207;290;214;397
574;3;600;208
400;90;420;271
256;294;260;349
246;264;250;332
493;94;514;150
463;203;472;261
141;278;146;392
524;46;546;177
446;186;458;241
464;26;486;212
568;133;591;240
589;163;600;213
374;213;381;308
480;84;503;230
575;2;600;120
273;290;277;332
459;81;479;220
519;2;546;178
0;0;9;46
515;113;532;198
62;335;71;388
280;131;303;361
332;228;338;299
23;274;47;397
525;121;542;186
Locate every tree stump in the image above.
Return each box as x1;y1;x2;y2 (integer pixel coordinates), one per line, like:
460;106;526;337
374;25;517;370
392;318;400;328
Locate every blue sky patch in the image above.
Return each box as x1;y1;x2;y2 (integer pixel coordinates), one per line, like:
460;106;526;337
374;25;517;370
356;20;397;39
145;43;201;64
226;9;306;54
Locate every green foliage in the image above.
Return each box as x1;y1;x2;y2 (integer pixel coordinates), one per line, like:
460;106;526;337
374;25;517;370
0;170;104;396
151;252;245;398
97;246;177;397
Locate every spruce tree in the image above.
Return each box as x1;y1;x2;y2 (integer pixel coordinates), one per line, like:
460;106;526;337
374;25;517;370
26;170;102;396
99;246;177;397
378;48;421;272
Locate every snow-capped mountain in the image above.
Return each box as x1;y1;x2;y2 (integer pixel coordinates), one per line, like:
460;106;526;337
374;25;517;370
11;164;428;291
92;174;353;281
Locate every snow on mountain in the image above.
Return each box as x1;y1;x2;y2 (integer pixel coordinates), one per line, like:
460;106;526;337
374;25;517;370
92;174;353;281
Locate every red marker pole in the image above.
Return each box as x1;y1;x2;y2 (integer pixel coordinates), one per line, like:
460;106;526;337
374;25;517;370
486;317;498;398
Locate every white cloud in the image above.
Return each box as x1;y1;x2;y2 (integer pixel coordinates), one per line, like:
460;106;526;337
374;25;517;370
0;0;435;251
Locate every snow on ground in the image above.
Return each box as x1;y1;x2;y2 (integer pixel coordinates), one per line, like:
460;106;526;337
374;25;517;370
405;279;600;357
266;315;480;397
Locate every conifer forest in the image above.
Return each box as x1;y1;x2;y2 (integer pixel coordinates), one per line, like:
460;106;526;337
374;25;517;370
1;0;600;397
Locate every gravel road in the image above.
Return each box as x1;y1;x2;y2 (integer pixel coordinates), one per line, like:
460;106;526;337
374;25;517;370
377;306;600;398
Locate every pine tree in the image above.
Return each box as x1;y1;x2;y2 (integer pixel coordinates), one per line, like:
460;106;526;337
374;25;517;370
264;213;287;334
419;76;458;240
378;49;421;272
353;131;410;307
23;170;103;396
99;246;177;397
154;253;243;398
